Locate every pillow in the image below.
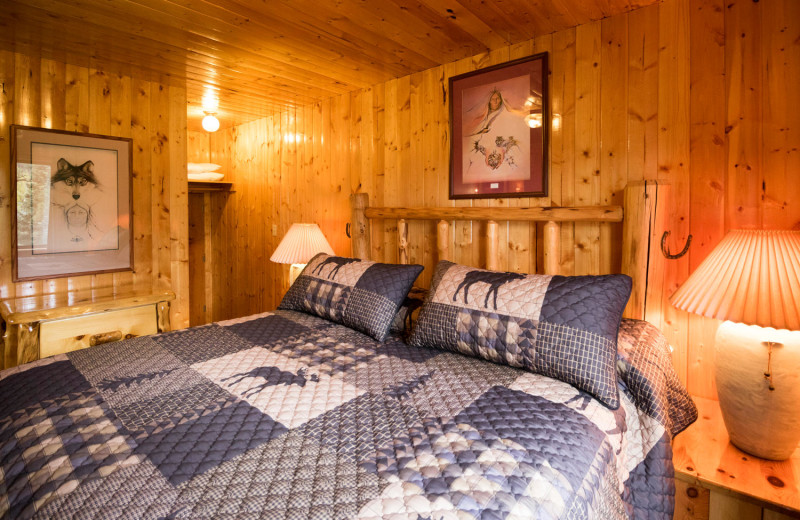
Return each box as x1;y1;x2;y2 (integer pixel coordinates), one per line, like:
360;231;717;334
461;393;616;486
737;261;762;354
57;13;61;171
407;261;631;408
279;253;423;341
188;162;222;173
188;172;225;181
389;286;427;335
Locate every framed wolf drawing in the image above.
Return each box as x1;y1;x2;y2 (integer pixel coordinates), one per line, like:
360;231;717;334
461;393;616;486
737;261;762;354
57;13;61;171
449;53;549;199
11;125;133;281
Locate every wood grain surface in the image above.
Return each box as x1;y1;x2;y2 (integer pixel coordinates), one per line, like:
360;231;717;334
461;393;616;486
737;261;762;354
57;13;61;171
0;53;188;369
189;0;799;400
0;0;660;132
673;396;800;518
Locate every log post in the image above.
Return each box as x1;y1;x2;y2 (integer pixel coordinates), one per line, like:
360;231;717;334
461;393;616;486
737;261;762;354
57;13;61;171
398;219;409;264
487;221;499;271
437;220;450;262
350;193;371;260
157;301;172;333
17;322;39;366
622;181;670;321
1;322;13;371
543;221;560;275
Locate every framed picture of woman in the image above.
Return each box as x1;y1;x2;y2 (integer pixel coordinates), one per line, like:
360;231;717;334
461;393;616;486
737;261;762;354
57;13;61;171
449;53;549;199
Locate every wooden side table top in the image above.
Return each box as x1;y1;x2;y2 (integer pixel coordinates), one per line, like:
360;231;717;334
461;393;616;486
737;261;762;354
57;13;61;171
0;287;176;325
673;396;800;513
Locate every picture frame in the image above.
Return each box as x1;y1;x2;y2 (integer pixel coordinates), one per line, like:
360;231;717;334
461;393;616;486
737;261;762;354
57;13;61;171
449;52;549;199
11;125;133;282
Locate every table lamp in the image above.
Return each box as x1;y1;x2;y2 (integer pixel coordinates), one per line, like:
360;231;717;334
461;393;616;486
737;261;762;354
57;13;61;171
671;230;800;460
270;223;335;284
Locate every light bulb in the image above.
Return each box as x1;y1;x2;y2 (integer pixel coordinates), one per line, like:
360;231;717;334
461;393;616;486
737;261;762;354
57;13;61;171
202;114;220;132
525;113;542;129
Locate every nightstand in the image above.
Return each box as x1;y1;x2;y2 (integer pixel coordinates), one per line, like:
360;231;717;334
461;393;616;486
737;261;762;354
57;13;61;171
1;287;175;369
672;396;800;519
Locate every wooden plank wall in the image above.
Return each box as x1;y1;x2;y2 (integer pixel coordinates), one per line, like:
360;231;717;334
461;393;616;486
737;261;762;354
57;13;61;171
0;51;190;348
193;0;800;399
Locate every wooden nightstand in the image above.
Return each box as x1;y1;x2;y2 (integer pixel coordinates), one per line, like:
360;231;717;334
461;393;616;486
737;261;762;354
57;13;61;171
672;396;800;519
0;287;175;369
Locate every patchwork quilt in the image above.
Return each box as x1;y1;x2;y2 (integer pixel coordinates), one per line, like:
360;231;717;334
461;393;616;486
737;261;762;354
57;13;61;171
0;311;696;519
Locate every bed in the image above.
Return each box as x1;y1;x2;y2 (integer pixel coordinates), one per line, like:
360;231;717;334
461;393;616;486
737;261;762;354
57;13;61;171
0;182;696;519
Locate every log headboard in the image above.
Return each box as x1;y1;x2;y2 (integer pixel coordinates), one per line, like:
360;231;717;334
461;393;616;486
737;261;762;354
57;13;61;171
349;181;669;322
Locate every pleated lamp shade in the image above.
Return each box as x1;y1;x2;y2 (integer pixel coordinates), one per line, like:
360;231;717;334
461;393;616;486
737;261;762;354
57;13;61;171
670;230;800;330
270;223;334;265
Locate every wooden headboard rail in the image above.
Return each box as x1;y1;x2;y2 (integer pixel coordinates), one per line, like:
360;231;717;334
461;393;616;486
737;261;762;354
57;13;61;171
349;181;669;321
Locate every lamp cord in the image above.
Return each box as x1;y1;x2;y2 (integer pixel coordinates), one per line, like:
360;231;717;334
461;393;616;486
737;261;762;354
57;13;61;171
764;342;776;391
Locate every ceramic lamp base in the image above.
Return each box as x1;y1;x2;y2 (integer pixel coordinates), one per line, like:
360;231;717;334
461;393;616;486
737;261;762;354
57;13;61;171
715;321;800;460
289;264;305;285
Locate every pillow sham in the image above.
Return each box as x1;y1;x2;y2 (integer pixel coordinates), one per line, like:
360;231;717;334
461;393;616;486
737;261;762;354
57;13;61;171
279;253;423;342
617;318;698;435
407;260;631;408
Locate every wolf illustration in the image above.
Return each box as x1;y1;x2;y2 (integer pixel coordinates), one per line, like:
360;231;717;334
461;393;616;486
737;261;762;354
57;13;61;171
50;158;103;247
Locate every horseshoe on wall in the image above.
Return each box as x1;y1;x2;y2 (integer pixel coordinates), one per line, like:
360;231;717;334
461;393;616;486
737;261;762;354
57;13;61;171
661;231;692;259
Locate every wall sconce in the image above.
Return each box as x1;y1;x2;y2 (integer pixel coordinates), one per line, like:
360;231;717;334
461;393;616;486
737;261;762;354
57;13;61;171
524;113;543;129
202;112;220;133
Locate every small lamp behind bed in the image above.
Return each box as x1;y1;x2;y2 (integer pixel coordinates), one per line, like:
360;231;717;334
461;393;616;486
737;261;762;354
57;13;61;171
271;223;335;284
671;230;800;460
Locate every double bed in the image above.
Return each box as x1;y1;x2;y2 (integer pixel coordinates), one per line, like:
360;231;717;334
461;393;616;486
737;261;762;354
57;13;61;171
0;183;696;519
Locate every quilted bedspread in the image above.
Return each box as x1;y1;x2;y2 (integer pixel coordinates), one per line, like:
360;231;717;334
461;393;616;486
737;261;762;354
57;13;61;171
0;311;696;519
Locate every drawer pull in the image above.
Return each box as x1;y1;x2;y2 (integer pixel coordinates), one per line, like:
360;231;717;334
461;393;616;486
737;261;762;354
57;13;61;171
89;331;123;346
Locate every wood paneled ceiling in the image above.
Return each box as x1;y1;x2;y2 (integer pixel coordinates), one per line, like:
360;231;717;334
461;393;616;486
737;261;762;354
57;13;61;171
0;0;657;132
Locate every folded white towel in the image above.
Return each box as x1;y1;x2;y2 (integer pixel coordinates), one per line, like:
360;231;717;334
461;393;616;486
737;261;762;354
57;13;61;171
188;162;222;173
188;172;225;181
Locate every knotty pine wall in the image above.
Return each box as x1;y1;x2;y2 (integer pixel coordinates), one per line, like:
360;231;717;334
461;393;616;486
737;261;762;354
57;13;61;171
192;0;799;400
0;51;190;332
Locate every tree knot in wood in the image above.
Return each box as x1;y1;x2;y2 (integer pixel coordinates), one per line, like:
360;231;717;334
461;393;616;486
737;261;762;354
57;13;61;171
767;476;784;488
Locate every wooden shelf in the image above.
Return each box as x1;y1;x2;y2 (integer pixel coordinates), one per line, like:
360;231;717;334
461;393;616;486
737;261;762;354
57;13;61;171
673;396;800;517
188;180;233;193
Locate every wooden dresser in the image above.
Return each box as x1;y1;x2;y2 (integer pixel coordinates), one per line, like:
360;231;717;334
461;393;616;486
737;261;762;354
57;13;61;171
673;396;800;519
0;288;176;369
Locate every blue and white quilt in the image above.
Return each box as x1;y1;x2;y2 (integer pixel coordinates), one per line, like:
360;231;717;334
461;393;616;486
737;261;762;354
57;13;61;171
0;311;695;519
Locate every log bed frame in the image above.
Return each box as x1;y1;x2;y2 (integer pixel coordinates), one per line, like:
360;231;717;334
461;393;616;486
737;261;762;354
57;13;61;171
349;180;669;322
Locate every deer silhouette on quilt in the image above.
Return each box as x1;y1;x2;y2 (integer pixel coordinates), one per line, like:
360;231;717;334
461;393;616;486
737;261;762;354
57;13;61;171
223;366;319;398
312;257;359;280
454;270;526;310
565;392;628;454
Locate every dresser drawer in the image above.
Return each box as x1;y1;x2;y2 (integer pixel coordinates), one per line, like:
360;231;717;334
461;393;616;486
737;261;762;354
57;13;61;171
39;304;158;358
